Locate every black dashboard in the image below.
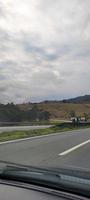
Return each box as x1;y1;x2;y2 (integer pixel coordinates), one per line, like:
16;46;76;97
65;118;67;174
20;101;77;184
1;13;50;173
0;181;88;200
0;183;66;200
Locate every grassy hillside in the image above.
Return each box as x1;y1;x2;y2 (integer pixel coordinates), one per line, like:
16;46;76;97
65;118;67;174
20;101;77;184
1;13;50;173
37;103;90;119
18;102;90;120
1;95;90;123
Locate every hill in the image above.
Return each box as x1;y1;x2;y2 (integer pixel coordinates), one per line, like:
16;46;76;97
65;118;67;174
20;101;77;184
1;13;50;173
33;102;90;119
62;95;90;103
18;95;90;120
0;95;90;123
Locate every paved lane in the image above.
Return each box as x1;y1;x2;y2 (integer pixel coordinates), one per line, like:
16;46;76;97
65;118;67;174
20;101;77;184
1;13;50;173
0;128;90;169
0;125;52;133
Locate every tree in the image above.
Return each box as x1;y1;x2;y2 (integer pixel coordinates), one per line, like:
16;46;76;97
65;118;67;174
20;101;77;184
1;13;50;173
83;113;88;121
39;111;50;121
43;111;50;121
69;110;76;118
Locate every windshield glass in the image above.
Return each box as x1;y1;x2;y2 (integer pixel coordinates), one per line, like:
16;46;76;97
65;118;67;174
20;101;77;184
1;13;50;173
0;0;90;195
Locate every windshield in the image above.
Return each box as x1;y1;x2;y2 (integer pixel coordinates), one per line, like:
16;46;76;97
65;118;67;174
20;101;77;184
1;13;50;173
0;0;90;196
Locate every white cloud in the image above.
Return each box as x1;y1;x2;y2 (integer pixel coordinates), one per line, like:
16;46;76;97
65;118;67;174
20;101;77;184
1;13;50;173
0;0;90;103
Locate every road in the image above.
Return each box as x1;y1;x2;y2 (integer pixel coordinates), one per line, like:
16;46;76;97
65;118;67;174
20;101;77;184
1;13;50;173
0;125;52;133
0;128;90;170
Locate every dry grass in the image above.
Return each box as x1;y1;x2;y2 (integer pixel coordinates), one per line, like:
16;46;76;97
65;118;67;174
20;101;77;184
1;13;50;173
18;102;90;120
37;103;90;119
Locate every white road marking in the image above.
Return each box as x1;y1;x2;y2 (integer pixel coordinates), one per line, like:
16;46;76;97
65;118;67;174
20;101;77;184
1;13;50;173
59;140;90;156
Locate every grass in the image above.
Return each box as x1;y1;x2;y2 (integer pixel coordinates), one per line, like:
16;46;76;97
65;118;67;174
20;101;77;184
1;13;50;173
0;123;90;142
33;103;90;119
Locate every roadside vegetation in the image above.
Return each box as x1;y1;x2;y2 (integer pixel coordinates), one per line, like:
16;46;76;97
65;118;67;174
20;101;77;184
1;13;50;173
0;103;50;124
0;95;90;142
0;102;90;126
0;122;90;142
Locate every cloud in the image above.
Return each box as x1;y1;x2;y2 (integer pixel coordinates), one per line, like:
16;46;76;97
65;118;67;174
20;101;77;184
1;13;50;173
0;0;90;103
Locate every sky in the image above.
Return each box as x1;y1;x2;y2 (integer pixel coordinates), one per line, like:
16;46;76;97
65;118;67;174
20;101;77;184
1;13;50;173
0;0;90;103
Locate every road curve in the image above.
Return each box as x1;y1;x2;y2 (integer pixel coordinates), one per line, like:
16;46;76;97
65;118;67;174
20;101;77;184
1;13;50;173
0;128;90;170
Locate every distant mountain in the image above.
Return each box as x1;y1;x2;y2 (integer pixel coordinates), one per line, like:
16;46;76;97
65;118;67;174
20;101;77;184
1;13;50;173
62;95;90;103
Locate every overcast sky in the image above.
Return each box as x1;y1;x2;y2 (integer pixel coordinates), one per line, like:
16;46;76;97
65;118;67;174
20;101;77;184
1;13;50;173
0;0;90;103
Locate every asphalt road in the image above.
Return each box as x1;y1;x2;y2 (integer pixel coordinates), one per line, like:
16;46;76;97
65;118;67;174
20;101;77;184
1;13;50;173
0;128;90;170
0;125;52;133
